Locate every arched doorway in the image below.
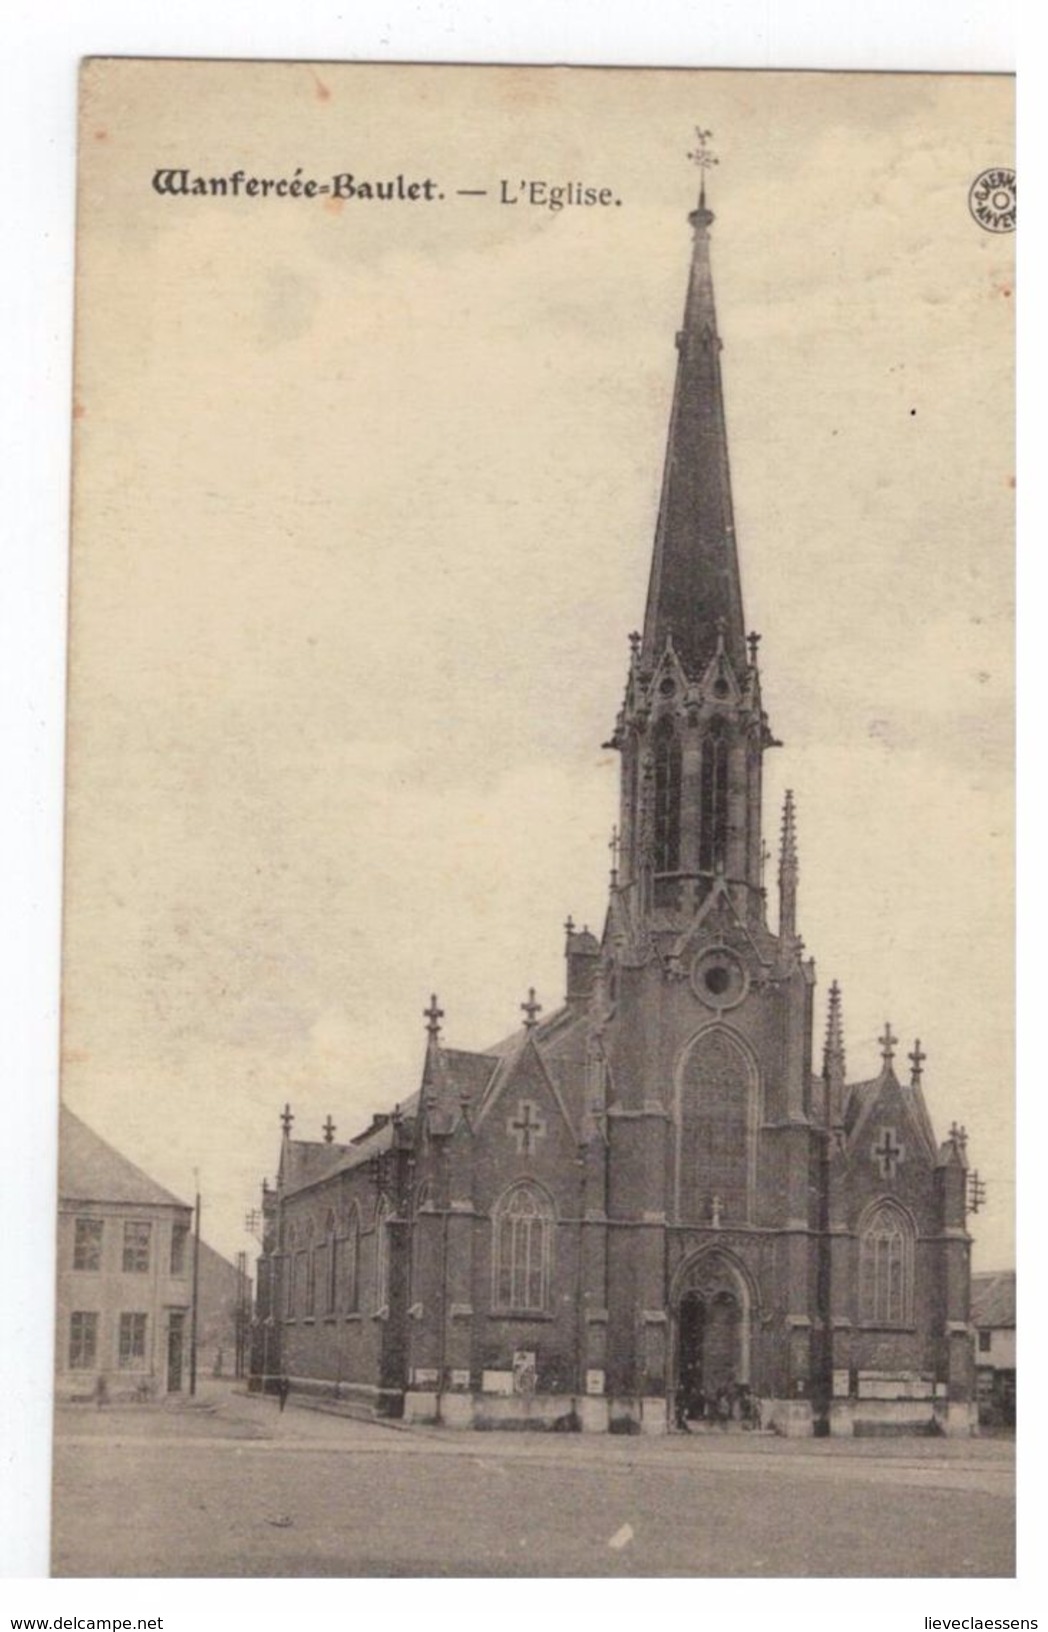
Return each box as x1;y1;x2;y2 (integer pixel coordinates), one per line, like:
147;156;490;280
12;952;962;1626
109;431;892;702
673;1249;753;1420
678;1288;741;1414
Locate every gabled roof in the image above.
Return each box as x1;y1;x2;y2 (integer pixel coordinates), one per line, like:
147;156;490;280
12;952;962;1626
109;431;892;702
279;1139;348;1195
971;1270;1016;1329
59;1105;189;1210
442;1048;501;1103
842;1069;938;1167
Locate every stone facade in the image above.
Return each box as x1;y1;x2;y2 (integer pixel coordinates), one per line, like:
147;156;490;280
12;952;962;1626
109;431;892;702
251;180;977;1436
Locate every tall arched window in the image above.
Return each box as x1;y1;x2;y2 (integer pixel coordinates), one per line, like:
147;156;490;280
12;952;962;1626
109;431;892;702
677;1028;757;1226
699;718;729;872
344;1205;360;1315
859;1201;914;1326
303;1219;316;1317
492;1183;554;1313
284;1224;297;1319
653;717;682;873
374;1199;392;1314
324;1209;338;1315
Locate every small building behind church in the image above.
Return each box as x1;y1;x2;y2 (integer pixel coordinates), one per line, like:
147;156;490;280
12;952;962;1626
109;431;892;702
251;168;978;1437
56;1106;244;1399
971;1270;1015;1428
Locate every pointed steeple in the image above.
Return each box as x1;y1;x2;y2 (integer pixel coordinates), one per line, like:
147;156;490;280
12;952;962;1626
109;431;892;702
641;148;746;680
823;980;846;1128
608;142;773;931
778;789;798;941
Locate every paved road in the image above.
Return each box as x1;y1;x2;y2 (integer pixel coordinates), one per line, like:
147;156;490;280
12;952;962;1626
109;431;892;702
51;1385;1014;1577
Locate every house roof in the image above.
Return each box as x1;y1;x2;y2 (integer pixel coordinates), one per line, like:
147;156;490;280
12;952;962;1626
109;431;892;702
971;1269;1016;1329
59;1105;189;1210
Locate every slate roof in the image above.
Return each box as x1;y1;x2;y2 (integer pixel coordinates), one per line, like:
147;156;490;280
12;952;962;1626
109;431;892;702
971;1270;1016;1330
59;1105;189;1210
280;1139;349;1194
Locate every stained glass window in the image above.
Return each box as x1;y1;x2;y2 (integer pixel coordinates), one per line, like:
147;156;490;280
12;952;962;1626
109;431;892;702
859;1202;914;1325
493;1184;553;1312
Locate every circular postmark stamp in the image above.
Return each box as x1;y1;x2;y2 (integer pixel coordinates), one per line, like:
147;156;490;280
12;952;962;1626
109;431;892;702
968;168;1016;233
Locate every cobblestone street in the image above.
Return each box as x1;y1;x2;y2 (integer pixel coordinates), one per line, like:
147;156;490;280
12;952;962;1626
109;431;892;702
51;1383;1015;1577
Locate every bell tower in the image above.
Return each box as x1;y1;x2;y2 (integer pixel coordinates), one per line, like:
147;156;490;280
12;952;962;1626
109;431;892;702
606;139;776;929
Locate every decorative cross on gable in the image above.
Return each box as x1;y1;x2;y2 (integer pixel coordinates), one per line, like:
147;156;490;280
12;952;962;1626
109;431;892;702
908;1039;926;1085
509;1098;547;1156
521;988;543;1030
872;1125;904;1180
879;1023;898;1066
424;994;444;1039
322;1115;336;1144
280;1102;294;1137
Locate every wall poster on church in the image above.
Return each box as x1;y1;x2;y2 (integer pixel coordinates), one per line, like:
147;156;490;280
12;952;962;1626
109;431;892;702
53;60;1014;1578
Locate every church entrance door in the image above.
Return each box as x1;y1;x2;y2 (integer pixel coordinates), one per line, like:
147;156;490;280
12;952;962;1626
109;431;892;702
673;1250;751;1424
677;1288;741;1417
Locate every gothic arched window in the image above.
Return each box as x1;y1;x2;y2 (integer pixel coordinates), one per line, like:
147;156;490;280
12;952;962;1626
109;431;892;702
859;1201;914;1326
492;1183;554;1313
284;1224;297;1319
677;1029;757;1225
699;717;730;872
374;1199;392;1314
303;1219;316;1318
344;1205;360;1315
324;1209;338;1315
653;717;682;873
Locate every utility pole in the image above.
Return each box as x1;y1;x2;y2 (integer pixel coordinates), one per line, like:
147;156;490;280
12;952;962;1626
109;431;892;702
189;1171;202;1397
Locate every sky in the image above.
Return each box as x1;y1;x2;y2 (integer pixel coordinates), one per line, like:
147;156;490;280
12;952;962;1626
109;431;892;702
61;62;1013;1271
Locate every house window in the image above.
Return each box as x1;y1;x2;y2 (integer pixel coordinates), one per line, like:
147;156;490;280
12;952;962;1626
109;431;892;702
493;1183;553;1313
170;1223;189;1276
68;1311;98;1369
117;1312;147;1368
73;1218;103;1271
858;1201;914;1325
978;1329;992;1353
122;1221;152;1273
344;1210;360;1314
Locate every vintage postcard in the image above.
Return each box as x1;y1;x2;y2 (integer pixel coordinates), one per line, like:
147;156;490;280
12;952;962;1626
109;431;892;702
54;60;1014;1577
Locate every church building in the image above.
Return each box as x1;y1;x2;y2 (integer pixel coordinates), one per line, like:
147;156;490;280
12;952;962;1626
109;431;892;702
252;168;977;1437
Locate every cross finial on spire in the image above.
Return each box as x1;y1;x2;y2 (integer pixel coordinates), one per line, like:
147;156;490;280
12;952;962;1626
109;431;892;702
521;988;542;1030
424;994;444;1040
908;1039;926;1086
747;630;761;667
687;127;719;216
322;1114;336;1144
687;128;719;173
280;1102;294;1137
879;1022;899;1067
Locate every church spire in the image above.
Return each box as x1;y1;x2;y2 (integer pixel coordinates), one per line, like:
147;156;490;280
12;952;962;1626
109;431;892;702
609;140;772;929
641;133;746;680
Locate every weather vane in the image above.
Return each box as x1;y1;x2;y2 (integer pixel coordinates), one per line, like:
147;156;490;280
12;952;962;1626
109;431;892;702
687;128;719;171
